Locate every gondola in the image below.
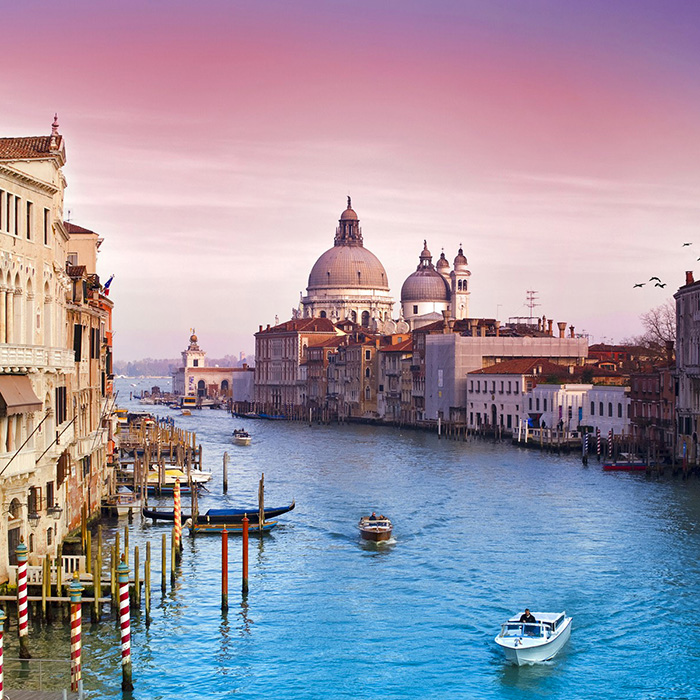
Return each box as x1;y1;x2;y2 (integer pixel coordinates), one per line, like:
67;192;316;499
142;500;295;524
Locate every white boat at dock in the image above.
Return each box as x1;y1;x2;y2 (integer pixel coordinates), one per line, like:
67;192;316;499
495;612;572;665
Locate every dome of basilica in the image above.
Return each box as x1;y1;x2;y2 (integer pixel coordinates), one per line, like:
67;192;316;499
400;241;450;303
306;197;389;291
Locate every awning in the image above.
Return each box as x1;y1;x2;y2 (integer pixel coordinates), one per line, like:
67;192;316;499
0;375;42;416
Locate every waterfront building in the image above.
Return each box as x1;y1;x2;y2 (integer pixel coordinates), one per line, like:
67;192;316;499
301;198;395;330
0;118;115;580
467;357;630;436
254;318;343;411
172;330;253;402
377;335;413;423
306;335;346;414
426;320;588;422
629;362;675;454
674;271;700;460
400;242;471;329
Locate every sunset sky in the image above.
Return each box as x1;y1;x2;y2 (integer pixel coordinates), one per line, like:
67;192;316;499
4;0;700;359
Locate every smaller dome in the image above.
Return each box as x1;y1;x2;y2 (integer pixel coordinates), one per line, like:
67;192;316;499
454;246;468;268
340;196;358;220
436;251;450;271
401;271;450;302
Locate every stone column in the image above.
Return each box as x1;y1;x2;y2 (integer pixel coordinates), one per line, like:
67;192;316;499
5;290;12;345
0;288;6;343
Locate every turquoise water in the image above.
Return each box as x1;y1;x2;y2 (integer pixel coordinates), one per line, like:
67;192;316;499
5;378;700;699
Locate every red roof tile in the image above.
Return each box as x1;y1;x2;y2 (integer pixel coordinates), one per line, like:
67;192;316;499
0;136;64;160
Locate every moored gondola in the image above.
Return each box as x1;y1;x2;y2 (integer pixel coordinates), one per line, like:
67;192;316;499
142;500;295;524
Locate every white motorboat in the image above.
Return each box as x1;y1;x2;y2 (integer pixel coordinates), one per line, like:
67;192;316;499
495;612;572;665
233;429;251;446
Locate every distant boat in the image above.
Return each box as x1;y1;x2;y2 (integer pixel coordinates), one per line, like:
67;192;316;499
495;612;572;665
181;409;192;416
142;500;295;524
603;453;651;471
358;514;392;542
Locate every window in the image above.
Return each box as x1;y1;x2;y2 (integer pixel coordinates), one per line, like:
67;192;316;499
591;401;595;415
46;481;55;508
43;208;50;245
599;402;603;416
319;310;326;318
529;398;533;410
500;381;504;393
469;381;473;392
26;201;33;240
14;195;20;235
544;398;548;412
378;384;384;392
193;359;199;367
28;486;41;514
90;327;100;359
365;368;370;378
0;189;4;230
618;403;622;418
55;386;67;424
608;402;613;417
365;386;371;400
536;398;540;411
365;350;371;361
413;305;418;315
73;324;83;361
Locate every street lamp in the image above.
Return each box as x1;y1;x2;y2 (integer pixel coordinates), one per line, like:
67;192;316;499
47;504;63;520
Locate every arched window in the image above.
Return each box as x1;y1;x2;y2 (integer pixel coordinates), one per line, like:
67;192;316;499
365;367;370;378
13;273;22;343
319;310;326;318
365;386;371;400
221;380;229;396
43;282;52;347
361;311;370;327
351;311;357;323
608;402;613;417
25;278;33;343
197;379;206;398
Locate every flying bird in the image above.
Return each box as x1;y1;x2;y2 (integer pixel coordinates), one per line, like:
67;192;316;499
683;242;693;246
649;276;661;282
633;283;645;288
655;282;667;288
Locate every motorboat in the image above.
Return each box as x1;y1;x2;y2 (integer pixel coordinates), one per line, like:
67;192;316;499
603;453;651;471
495;612;572;665
358;514;392;542
233;429;251;446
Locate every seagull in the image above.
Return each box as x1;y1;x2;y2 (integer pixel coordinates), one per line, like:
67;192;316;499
633;283;645;288
655;282;667;288
649;276;661;282
683;242;693;246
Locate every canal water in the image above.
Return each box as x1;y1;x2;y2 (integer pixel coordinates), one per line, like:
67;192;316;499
5;377;700;699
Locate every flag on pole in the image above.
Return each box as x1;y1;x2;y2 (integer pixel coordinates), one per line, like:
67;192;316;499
103;275;114;295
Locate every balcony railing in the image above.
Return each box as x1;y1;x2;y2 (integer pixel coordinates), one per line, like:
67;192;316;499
0;344;74;373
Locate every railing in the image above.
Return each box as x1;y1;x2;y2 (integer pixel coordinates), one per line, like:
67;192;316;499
3;657;81;699
0;343;74;372
8;555;87;585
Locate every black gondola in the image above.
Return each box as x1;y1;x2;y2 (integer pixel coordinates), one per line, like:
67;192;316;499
142;500;295;524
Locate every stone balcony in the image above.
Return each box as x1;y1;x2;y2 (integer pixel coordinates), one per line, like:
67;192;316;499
0;343;74;374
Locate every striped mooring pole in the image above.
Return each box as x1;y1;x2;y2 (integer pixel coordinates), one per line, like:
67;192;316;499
15;539;30;659
69;572;84;696
608;429;613;458
242;514;249;596
174;479;182;559
596;428;601;461
118;555;134;691
0;608;6;700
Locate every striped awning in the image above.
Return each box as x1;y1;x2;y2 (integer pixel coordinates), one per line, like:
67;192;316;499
0;375;42;416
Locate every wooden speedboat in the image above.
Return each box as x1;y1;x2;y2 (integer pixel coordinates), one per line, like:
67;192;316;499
495;612;572;665
142;500;295;523
233;429;251;446
358;514;392;542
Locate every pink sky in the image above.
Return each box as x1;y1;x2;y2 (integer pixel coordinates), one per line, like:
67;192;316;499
4;1;700;358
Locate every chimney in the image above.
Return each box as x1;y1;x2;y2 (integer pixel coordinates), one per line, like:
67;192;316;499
686;271;694;286
569;325;575;338
557;322;566;339
495;320;500;337
442;309;451;333
259;325;263;332
547;319;553;336
266;324;270;331
471;319;478;337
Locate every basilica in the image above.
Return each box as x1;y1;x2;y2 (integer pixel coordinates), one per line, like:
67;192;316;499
299;198;470;330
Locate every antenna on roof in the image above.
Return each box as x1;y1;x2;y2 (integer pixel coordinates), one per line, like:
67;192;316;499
525;290;540;321
66;208;72;222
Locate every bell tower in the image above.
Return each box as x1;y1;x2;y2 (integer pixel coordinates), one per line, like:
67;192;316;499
450;246;471;320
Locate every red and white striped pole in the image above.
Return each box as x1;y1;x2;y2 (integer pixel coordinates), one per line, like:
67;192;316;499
173;479;182;559
0;607;6;700
596;428;601;461
118;555;134;691
68;572;84;695
608;429;613;458
15;538;30;659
